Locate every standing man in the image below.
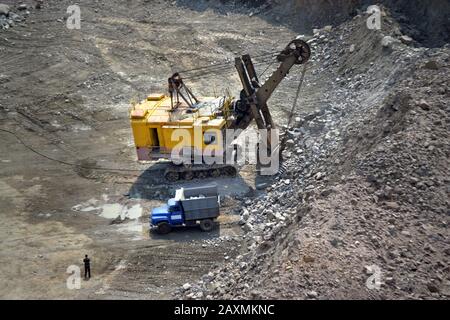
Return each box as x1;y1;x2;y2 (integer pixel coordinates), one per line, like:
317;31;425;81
83;255;91;279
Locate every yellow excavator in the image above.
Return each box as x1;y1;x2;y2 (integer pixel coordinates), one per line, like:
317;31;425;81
129;39;310;181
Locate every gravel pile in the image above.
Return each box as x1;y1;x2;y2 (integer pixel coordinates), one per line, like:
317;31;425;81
0;3;34;30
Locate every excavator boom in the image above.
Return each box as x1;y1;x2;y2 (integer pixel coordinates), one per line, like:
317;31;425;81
232;39;311;132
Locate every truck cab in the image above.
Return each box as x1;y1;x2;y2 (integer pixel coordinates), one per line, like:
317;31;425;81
151;198;184;227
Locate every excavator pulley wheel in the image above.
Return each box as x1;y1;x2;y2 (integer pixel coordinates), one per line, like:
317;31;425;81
279;39;311;65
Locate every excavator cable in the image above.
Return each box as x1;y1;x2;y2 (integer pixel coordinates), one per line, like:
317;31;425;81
183;55;277;77
258;59;277;78
0;128;146;172
175;50;280;74
279;63;308;156
183;56;278;80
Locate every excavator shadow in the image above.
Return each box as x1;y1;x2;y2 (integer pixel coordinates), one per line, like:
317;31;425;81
128;165;169;200
128;164;255;201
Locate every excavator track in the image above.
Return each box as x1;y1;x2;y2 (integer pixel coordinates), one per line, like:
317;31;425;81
164;163;237;182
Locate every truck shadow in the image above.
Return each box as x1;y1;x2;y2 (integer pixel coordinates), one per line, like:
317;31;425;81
148;223;221;242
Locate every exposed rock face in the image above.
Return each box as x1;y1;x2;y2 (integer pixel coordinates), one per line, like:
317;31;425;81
203;0;450;47
273;0;360;27
379;0;450;47
0;3;28;30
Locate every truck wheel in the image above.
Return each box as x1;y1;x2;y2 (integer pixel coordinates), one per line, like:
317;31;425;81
199;219;214;232
156;222;172;234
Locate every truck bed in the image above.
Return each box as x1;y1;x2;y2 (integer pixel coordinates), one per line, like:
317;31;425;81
178;185;220;221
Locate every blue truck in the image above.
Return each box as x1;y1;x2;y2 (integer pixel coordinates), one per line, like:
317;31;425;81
151;185;220;234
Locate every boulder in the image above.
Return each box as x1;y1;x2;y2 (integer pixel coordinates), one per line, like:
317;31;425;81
423;60;440;70
285;139;295;147
381;36;395;48
385;201;400;210
400;35;413;45
417;99;431;111
0;4;9;16
182;283;191;291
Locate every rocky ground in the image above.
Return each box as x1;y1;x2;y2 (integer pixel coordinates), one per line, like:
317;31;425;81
0;0;448;300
